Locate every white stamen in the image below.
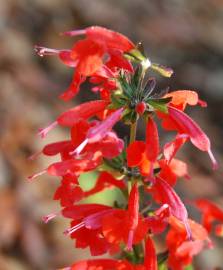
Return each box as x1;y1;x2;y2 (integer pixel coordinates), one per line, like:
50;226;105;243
34;46;60;57
208;149;218;170
27;169;47;181
38;121;58;138
62;29;86;37
69;139;89;156
64;221;85;236
42;213;58;224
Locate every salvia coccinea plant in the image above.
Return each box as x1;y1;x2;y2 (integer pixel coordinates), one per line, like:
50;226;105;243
30;26;223;270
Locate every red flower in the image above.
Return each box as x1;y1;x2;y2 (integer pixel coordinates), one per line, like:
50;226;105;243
145;118;159;164
163;134;188;163
38;100;109;138
89;66;118;101
63;26;135;52
84;171;126;197
194;199;223;234
63;204;117;256
62;237;157;270
147;177;191;238
127;118;159;177
158;105;217;169
54;171;126;207
167;216;211;270
29;109;124;181
53;177;84;207
146;204;170;234
70;38;104;76
61;259;132;270
35;26;135;100
102;183;148;251
32;27;219;270
158;158;189;186
61;184;148;255
47;152;102;177
164;90;207;111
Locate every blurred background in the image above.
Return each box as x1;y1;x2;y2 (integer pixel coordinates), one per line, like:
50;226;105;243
0;0;223;269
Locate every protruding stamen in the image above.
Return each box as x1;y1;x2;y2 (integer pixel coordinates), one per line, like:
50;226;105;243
42;213;58;224
208;149;218;170
64;221;85;236
38;121;58;139
34;46;61;57
27;169;47;181
62;29;86;37
69;139;89;156
28;150;42;161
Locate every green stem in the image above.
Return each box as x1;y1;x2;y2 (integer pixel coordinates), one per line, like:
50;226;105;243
130;121;137;144
128;121;138;194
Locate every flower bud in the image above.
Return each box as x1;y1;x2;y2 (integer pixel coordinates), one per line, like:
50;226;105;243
135;101;146;115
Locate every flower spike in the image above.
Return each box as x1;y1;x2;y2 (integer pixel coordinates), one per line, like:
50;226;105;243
29;26;219;270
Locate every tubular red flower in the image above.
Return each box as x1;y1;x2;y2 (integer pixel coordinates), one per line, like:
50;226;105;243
164;90;207;111
158;158;190;186
145;118;159;163
63;238;158;270
60;72;86;101
69;108;123;156
57;100;109;127
31;26;219;270
63;26;135;52
167;217;211;270
168;106;218;169
47;152;102;177
163;134;188;163
71;39;105;76
127;183;139;250
144;237;158;270
38;101;119;154
54;178;84;207
87;108;123;143
194;199;223;234
147;177;191;239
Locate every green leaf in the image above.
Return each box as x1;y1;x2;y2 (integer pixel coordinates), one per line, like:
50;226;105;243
124;53;137;62
158;250;169;265
109;94;127;109
131;65;142;89
122;110;137;124
118;75;134;98
149;97;172;104
147;100;169;113
125;49;146;62
151;63;174;77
